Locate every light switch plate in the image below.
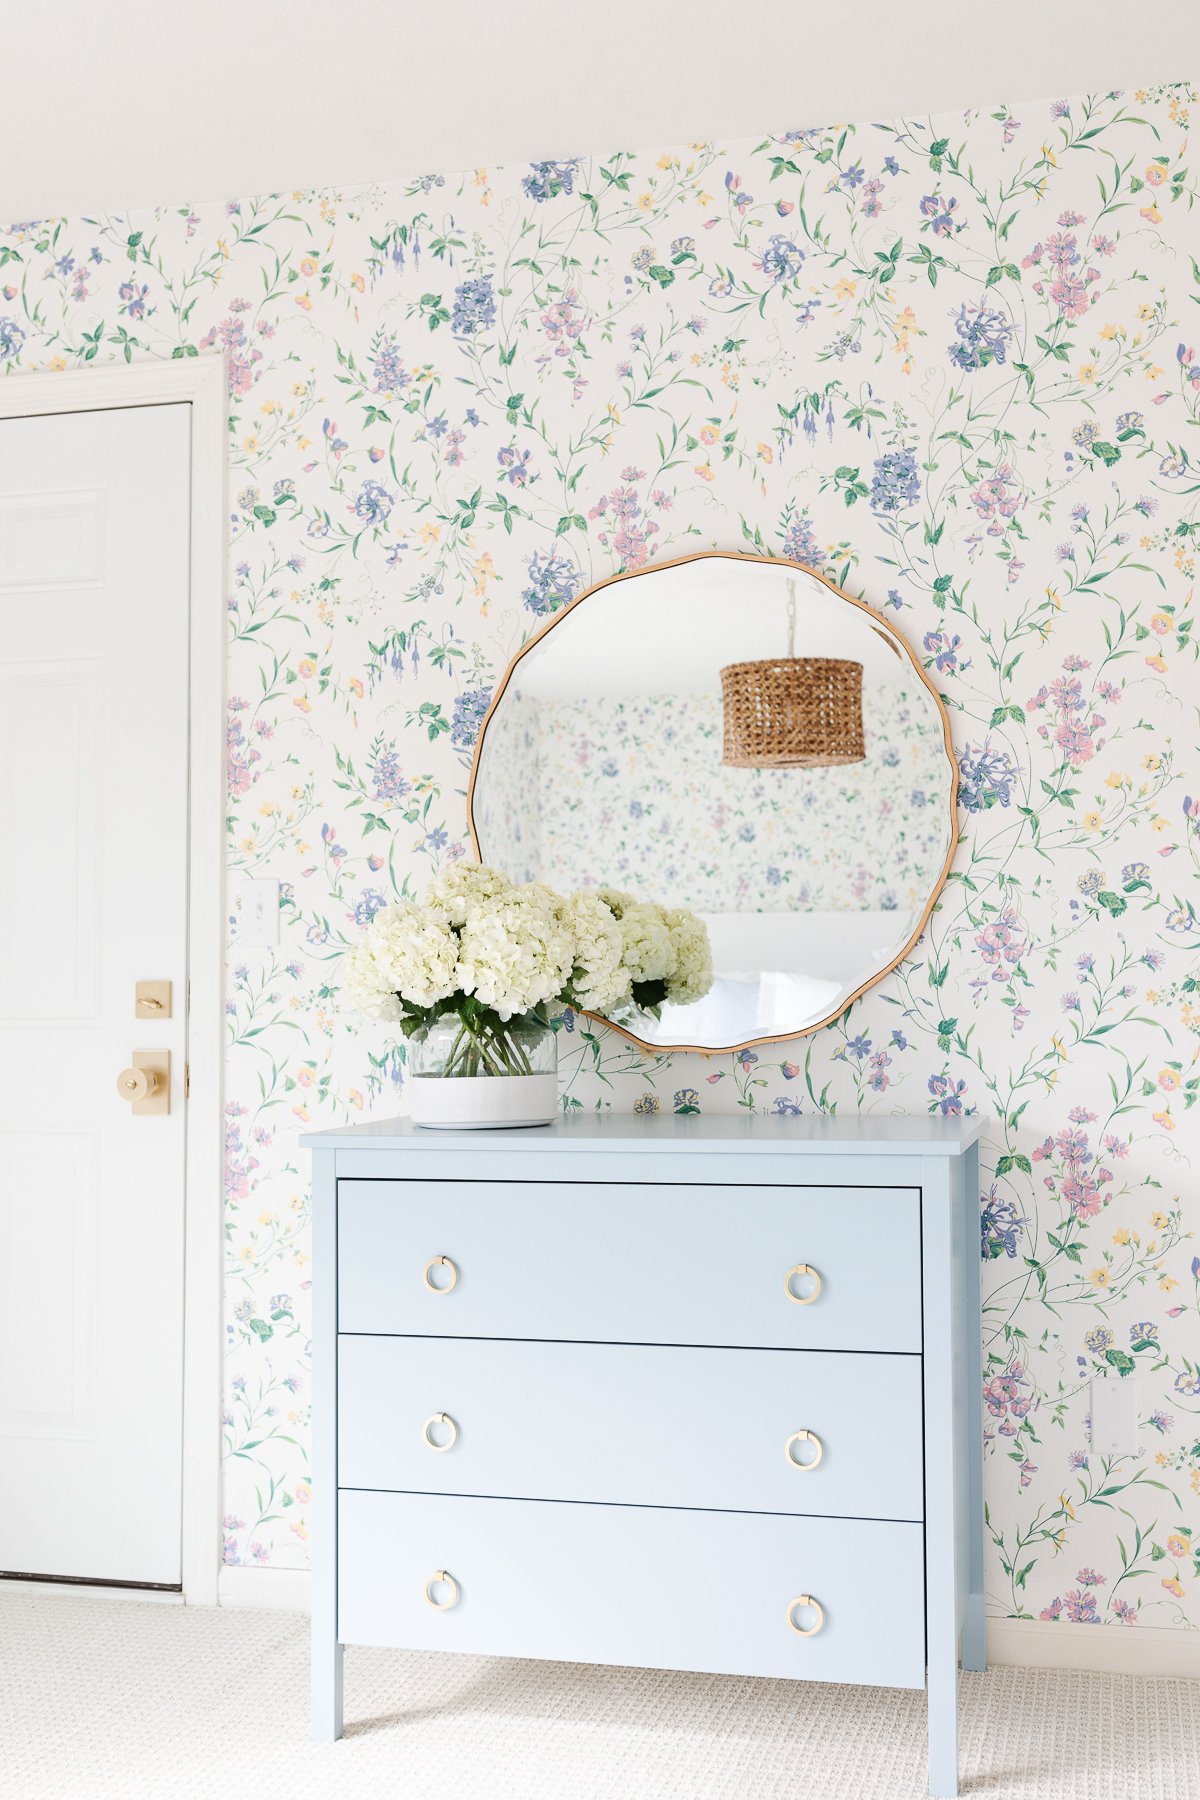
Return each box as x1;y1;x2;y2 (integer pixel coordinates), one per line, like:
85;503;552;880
239;878;280;948
1091;1374;1139;1458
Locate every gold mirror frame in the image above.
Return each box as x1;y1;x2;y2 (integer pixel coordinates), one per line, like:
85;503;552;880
466;550;959;1057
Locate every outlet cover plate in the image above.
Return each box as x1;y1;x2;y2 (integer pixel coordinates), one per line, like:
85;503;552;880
239;879;280;948
1092;1374;1139;1458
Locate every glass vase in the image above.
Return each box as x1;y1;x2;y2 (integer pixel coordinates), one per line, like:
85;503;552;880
406;1011;558;1130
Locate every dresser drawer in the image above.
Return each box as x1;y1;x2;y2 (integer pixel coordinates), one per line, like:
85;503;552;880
339;1335;924;1520
337;1179;921;1352
338;1489;926;1687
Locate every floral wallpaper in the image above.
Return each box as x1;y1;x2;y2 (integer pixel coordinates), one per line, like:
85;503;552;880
475;681;951;912
4;84;1199;1636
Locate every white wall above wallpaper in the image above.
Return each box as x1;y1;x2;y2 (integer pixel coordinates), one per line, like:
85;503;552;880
3;82;1199;1641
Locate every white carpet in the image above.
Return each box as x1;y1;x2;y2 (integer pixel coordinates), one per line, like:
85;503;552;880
1;1594;1198;1800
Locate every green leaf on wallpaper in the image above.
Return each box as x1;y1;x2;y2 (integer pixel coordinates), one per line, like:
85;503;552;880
1047;1234;1082;1263
1096;891;1128;917
928;137;949;158
1105;1349;1137;1377
985;264;1021;287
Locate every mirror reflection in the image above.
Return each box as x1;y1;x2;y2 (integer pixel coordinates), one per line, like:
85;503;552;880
470;555;955;1051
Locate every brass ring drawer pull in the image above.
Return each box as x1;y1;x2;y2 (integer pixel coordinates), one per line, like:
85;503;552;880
422;1412;459;1452
785;1429;823;1471
422;1255;458;1295
785;1262;822;1305
424;1570;460;1610
786;1594;825;1637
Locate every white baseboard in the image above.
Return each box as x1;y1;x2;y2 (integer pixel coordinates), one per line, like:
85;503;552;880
0;1577;183;1605
987;1617;1200;1678
218;1566;311;1612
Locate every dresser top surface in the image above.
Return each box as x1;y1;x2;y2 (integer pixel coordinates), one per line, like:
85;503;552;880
301;1111;984;1157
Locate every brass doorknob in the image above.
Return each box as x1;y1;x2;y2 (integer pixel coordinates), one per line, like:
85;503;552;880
117;1066;159;1102
115;1051;170;1115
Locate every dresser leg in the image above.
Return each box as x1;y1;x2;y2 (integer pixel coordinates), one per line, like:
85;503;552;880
927;1663;959;1799
312;1637;344;1742
961;1589;987;1672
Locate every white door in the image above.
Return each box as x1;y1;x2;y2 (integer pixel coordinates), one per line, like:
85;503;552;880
0;403;191;1587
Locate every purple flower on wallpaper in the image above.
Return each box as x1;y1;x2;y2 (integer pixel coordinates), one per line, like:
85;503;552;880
522;548;579;616
920;193;961;237
981;1190;1026;1260
370;333;410;394
928;1072;968;1115
756;234;805;284
957;741;1017;812
781;509;822;567
353;479;394;527
117;278;152;320
521;159;582;203
451;275;496;335
368;741;410;804
0;315;26;362
450;687;492;750
497;444;535;487
924;629;967;674
869;448;920;512
949;300;1015;372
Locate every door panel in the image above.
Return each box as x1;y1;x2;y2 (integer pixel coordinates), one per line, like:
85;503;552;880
0;404;191;1586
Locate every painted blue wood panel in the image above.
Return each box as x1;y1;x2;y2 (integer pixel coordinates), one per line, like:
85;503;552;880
338;1334;925;1521
337;1488;927;1689
338;1179;922;1353
303;1112;984;1156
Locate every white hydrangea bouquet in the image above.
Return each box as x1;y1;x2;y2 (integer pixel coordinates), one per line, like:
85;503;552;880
342;863;711;1127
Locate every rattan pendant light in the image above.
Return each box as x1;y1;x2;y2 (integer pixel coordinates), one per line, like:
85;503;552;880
719;579;866;769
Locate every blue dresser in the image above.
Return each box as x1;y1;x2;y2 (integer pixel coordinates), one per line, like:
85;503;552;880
303;1112;985;1799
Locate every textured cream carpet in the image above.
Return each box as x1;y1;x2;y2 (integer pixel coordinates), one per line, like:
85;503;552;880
1;1594;1198;1800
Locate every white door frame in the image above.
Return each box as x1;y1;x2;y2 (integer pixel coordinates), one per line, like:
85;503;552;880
0;357;227;1604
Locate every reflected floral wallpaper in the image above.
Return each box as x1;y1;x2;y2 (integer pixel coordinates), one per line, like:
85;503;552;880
3;83;1199;1632
475;682;951;911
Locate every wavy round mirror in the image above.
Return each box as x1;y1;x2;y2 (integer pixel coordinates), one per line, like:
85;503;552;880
468;551;957;1053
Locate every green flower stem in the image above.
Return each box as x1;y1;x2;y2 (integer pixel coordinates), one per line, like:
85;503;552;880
437;1013;539;1079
